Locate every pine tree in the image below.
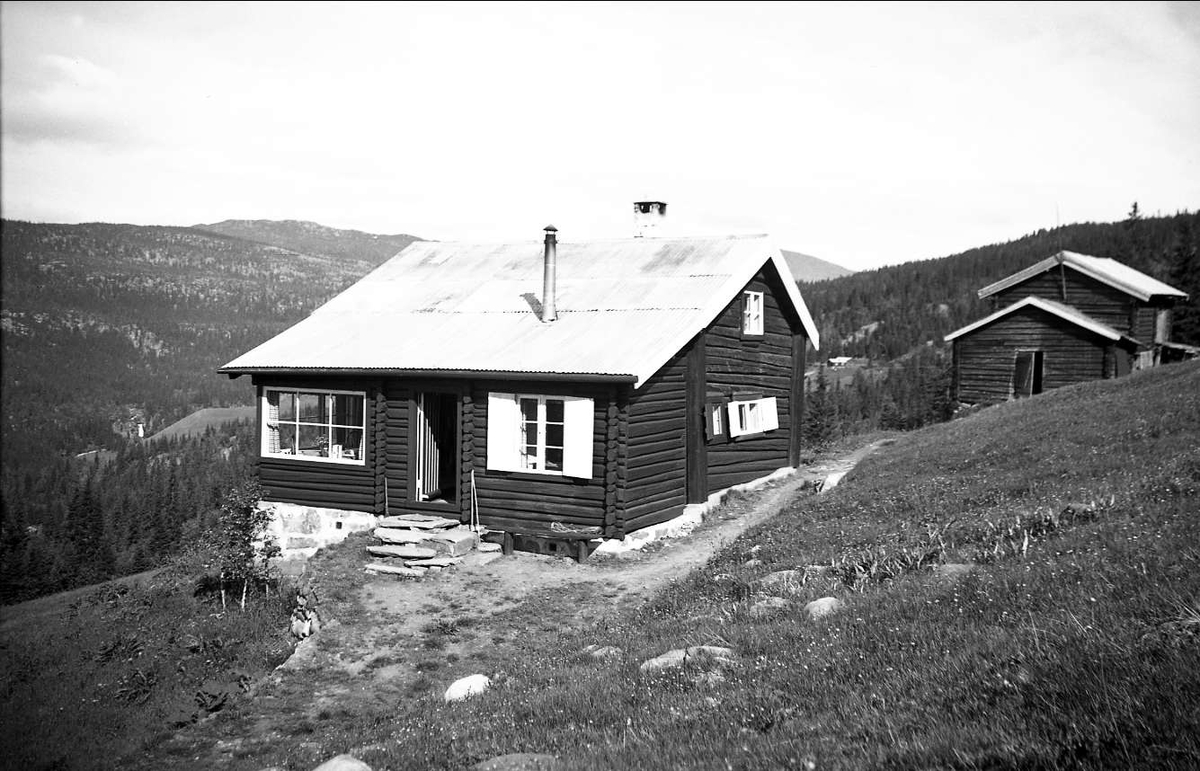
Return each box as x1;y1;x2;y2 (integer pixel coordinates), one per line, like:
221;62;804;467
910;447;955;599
1169;217;1200;345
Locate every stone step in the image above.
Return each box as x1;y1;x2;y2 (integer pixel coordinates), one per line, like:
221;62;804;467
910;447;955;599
377;515;461;530
403;556;464;568
424;526;479;557
365;562;426;577
374;527;430;544
367;544;438;560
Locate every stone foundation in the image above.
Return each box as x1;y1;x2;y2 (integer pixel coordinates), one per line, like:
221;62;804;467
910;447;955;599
259;501;377;576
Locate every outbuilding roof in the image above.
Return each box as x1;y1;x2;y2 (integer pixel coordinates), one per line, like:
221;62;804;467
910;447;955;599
977;250;1186;302
944;296;1139;344
220;234;820;388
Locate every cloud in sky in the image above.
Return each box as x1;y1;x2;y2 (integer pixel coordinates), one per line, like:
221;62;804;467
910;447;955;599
2;1;1198;270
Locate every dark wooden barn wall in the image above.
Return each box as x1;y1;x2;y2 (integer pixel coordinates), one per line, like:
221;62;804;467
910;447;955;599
992;270;1142;339
954;308;1117;405
624;349;689;532
470;380;610;533
704;267;798;492
253;375;380;513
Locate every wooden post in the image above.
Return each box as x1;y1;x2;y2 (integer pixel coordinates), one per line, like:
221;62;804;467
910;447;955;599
685;334;708;504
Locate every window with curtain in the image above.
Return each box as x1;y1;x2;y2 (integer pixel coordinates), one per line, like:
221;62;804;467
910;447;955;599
262;388;366;464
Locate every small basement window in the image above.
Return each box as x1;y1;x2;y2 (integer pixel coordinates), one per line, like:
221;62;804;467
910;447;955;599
262;388;366;464
728;396;779;438
742;291;764;336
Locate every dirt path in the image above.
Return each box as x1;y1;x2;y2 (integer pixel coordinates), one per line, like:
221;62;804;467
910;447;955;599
151;439;890;769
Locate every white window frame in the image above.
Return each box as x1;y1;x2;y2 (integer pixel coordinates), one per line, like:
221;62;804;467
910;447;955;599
743;290;764;336
486;392;593;478
261;387;367;465
728;396;779;438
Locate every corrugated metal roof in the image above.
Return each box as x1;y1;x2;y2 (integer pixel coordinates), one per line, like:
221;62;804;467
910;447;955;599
221;234;821;387
944;296;1135;343
978;250;1187;302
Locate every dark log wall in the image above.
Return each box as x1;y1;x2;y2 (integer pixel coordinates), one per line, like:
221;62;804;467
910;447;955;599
955;308;1112;405
624;349;689;532
470;380;610;534
993;270;1144;340
382;381;412;515
253;375;381;513
704;267;799;492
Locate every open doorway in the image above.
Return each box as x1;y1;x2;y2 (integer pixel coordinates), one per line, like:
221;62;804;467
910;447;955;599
413;392;458;505
1013;350;1044;398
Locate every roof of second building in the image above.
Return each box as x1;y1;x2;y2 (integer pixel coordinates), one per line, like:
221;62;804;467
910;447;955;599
220;234;821;387
944;296;1139;344
977;250;1187;302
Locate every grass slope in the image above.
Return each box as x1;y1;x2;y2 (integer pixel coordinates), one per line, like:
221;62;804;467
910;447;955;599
172;362;1198;769
148;406;256;442
8;363;1197;770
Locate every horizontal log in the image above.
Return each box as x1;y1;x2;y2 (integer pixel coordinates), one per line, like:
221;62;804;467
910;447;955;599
624;503;685;532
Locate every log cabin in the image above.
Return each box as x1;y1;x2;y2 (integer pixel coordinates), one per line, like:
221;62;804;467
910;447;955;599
945;250;1187;406
219;204;821;558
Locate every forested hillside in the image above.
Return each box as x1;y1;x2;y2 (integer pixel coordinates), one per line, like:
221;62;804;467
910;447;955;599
0;220;420;469
194;219;421;266
0;220;424;602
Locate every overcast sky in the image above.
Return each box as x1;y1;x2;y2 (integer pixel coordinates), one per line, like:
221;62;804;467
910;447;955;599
3;1;1198;271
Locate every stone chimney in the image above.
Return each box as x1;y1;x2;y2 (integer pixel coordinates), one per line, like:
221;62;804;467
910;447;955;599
542;225;558;323
633;201;667;238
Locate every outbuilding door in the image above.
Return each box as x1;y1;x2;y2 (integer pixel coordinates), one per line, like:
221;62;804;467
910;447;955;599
1013;350;1044;398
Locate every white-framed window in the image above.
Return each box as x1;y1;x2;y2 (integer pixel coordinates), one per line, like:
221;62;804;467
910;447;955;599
743;291;764;336
262;387;366;465
728;396;779;438
486;392;594;478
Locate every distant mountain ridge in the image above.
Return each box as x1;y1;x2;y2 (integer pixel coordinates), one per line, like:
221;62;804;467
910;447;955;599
193;219;422;266
781;249;854;282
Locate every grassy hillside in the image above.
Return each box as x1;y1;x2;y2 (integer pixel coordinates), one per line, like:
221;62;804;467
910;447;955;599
104;359;1198;770
782;249;854;282
148;406;256;442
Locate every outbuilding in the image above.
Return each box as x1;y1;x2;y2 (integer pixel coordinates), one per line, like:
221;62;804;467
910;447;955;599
220;206;820;557
946;250;1186;405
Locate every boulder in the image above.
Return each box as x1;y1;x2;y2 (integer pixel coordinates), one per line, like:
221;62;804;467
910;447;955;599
804;597;843;620
932;563;976;582
753;569;805;596
472;754;564;771
312;755;373;771
639;645;736;672
749;596;790;618
582;644;623;660
444;674;491;702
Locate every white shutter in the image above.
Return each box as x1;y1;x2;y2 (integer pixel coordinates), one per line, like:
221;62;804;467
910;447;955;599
728;401;749;437
760;396;779;432
486;392;520;472
561;396;595;479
